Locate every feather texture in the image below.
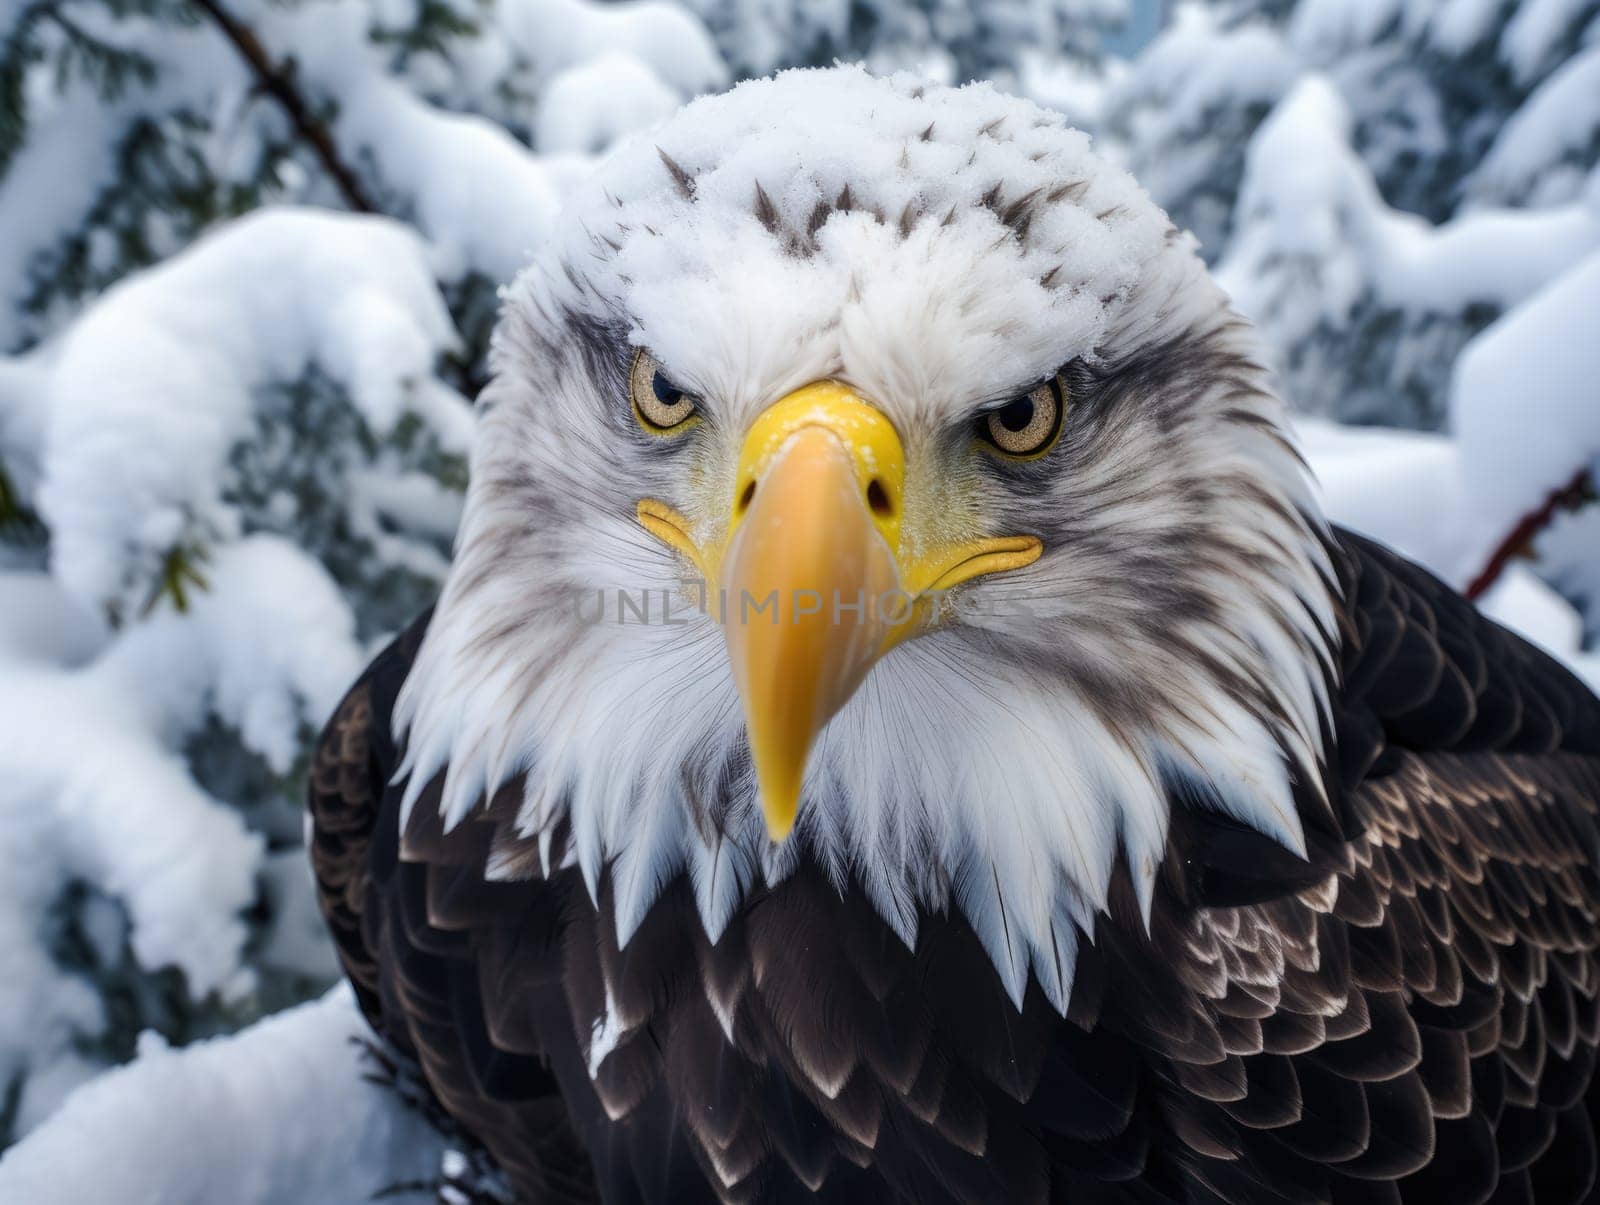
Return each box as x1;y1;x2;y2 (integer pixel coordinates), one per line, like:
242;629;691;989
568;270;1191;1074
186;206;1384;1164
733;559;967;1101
312;531;1600;1203
391;70;1335;997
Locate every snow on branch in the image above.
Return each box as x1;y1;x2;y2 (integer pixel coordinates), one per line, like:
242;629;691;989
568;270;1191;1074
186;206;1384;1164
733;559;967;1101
1454;246;1600;600
0;535;369;1127
1219;68;1600;631
497;0;728;98
0;987;446;1205
1300;247;1600;618
32;206;465;620
1465;468;1595;601
1470;47;1600;206
259;0;636;282
1218;76;1600;342
1452;249;1600;538
188;0;376;214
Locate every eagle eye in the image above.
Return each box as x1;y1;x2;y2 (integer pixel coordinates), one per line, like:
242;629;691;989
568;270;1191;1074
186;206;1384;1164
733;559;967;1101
979;375;1064;458
631;349;699;432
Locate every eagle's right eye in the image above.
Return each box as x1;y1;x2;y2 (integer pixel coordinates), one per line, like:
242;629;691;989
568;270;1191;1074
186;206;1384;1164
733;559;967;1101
631;349;699;433
978;374;1064;459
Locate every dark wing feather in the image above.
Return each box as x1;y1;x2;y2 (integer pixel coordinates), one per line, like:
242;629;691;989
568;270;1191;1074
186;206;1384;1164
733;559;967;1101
309;528;1600;1205
1148;531;1600;1205
309;614;601;1202
307;610;429;1030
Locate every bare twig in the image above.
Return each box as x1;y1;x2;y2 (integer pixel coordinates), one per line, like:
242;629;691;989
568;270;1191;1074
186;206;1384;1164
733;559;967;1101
1465;466;1595;600
187;0;376;213
354;1037;515;1204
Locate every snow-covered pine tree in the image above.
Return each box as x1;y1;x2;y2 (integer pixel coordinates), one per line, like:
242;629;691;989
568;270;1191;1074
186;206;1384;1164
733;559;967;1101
1103;0;1600;638
686;0;1128;86
0;0;729;1155
1105;0;1600;431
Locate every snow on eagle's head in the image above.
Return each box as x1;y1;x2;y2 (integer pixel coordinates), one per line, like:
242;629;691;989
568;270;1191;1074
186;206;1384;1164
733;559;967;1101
395;66;1338;1009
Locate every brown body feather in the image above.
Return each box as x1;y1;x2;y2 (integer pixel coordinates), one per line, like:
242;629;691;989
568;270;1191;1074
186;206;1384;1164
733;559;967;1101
309;529;1600;1203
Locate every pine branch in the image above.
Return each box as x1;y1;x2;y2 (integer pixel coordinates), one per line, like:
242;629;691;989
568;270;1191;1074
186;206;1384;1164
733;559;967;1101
46;6;160;99
355;1036;515;1204
185;0;376;213
0;461;45;543
141;541;211;616
1464;466;1596;601
0;2;60;177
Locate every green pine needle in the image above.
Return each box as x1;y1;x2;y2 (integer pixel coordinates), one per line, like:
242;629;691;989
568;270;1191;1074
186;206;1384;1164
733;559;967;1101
143;542;212;616
0;464;44;541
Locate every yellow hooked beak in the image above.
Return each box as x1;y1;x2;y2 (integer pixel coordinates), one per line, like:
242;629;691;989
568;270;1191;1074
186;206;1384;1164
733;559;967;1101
637;382;1041;840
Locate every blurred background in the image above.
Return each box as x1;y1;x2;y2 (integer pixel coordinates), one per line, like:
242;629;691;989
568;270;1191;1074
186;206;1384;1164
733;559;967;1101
0;0;1596;1197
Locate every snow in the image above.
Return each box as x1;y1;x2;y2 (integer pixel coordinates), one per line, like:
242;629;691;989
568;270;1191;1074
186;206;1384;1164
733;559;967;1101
1109;5;1297;196
1288;0;1405;56
0;350;51;517
0;0;614;356
1017;49;1122;130
1502;0;1597;84
497;0;728;98
271;0;588;286
1482;566;1587;663
33;207;460;618
0;571;106;667
1141;7;1296;117
1293;246;1600;602
0;21;235;352
1294;417;1483;584
1300;417;1600;699
0;537;366;1125
1452;247;1600;531
1483;569;1600;694
527;66;1172;415
1296;240;1600;697
166;536;366;773
1473;48;1600;205
256;852;344;981
1220;77;1600;341
0;578;268;997
0;574;254;1136
537;52;685;154
1425;0;1503;55
0;986;447;1205
338;79;576;283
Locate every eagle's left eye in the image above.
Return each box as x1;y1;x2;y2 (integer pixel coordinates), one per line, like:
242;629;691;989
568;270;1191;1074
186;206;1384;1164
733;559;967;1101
978;375;1064;458
631;349;699;432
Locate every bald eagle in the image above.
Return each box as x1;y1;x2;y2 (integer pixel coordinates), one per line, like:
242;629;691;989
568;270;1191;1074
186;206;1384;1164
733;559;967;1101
309;68;1600;1204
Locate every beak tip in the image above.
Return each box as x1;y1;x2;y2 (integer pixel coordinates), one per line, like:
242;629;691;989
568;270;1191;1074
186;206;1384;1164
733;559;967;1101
760;788;799;843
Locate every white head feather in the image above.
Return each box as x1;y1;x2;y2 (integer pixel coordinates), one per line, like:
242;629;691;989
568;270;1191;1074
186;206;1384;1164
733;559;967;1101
394;67;1338;1011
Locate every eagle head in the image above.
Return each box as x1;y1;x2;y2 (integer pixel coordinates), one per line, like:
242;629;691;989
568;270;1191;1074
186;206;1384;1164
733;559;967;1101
394;66;1337;1008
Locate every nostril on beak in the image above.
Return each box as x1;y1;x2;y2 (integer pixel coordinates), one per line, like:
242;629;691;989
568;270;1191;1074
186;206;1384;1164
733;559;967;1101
865;478;893;519
736;479;757;516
